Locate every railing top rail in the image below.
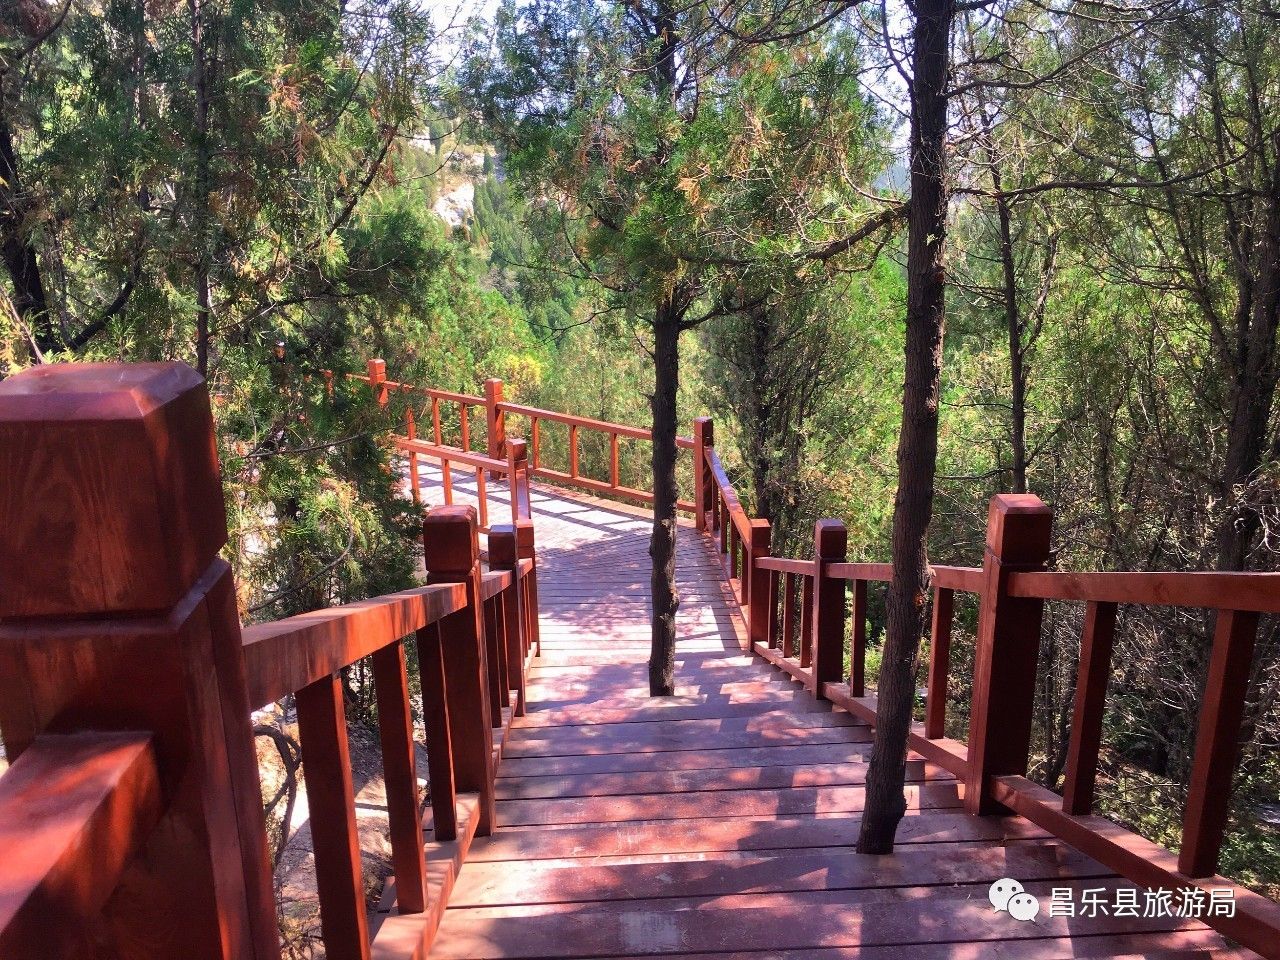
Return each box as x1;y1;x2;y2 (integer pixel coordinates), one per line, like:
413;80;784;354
396;436;508;473
480;569;515;601
1007;569;1280;613
496;400;653;441
0;732;161;957
706;448;755;538
347;371;484;407
242;581;468;708
757;556;816;576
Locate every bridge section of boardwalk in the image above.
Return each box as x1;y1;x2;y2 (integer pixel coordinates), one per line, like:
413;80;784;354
425;477;1241;960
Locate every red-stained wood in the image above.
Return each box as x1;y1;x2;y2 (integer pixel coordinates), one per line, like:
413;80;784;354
484;378;505;463
367;358;388;407
799;573;815;669
1008;568;1280;611
1062;599;1117;815
782;572;797;658
692;416;713;533
849;577;868;698
531;417;541;468
482;596;506;723
0;362;278;960
1180;608;1258;877
925;586;954;739
0;732;161;960
414;623;458;841
826;561;893;582
404;407;421;507
812;519;848;698
746;519;772;647
242;582;467;708
932;564;983;592
424;505;496;836
965;493;1052;816
568;423;579;477
490;527;527;716
295;673;371;960
992;774;1280;960
371;641;427;915
766;569;780;648
459;401;470;452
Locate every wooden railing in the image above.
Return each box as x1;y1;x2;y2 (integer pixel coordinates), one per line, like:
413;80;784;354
351;360;698;513
697;437;1280;958
0;362;541;960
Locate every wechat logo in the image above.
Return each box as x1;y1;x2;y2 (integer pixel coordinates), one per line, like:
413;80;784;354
989;878;1040;922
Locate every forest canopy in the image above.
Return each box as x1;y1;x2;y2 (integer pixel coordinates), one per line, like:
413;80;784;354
1;0;1277;908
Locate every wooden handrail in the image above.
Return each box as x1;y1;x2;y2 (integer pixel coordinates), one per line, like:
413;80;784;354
242;582;468;708
1008;568;1280;611
0;362;545;960
0;733;162;959
756;556;815;575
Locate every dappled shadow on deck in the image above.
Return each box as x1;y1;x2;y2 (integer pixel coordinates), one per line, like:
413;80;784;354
414;467;1245;960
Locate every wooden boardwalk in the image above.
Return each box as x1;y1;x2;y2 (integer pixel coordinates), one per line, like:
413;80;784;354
421;475;1244;959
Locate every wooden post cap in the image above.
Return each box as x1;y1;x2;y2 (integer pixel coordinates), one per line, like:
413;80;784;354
985;494;1052;565
694;416;713;445
507;437;527;462
0;362;226;619
423;505;479;578
814;518;847;557
489;524;518;569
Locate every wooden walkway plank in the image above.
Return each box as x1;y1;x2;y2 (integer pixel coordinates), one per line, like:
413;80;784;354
414;469;1243;960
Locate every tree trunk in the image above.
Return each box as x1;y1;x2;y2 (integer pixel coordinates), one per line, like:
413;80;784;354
649;299;681;695
858;0;954;855
0;83;53;358
1216;160;1280;571
996;190;1029;495
188;0;213;376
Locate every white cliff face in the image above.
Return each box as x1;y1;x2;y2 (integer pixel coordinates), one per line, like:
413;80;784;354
432;180;475;227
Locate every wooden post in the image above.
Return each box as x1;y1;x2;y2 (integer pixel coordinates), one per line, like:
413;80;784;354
1060;600;1117;815
693;417;714;533
507;437;532;526
367;357;388;407
811;519;849;698
0;362;279;960
422;505;496;835
484;378;505;463
747;520;771;649
405;407;421;507
490;526;527;717
965;494;1053;816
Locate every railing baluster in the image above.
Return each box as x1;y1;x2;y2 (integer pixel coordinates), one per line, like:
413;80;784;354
767;569;780;648
476;468;488;530
296;674;371;959
413;623;457;841
460;402;470;452
405;408;421;507
783;573;797;658
1061;600;1117;814
569;423;579;478
850;579;868;699
482;596;507;724
423;506;496;836
491;528;527;716
799;574;815;669
442;459;453;503
924;586;955;738
693;417;714;533
1180;607;1258;877
370;639;426;914
610;432;620;489
432;396;442;445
